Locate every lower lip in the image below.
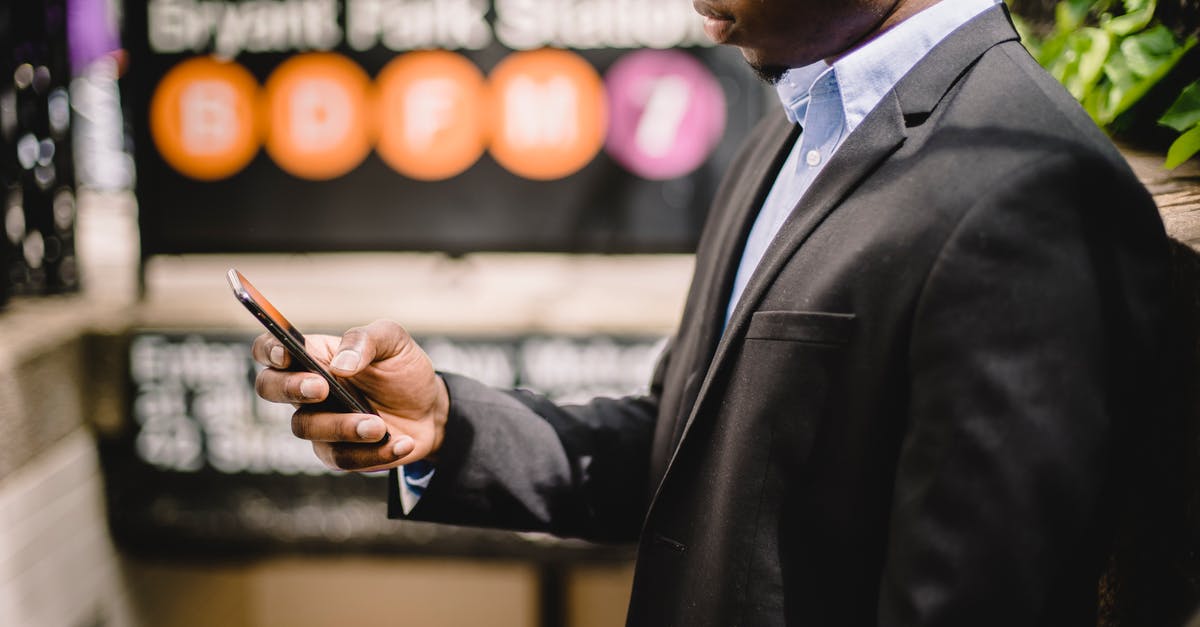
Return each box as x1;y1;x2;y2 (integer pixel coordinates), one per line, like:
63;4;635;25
702;16;734;43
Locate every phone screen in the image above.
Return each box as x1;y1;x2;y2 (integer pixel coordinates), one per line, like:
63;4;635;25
227;268;376;416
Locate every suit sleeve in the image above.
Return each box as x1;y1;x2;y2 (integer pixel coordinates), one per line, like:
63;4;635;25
387;341;671;542
877;153;1170;624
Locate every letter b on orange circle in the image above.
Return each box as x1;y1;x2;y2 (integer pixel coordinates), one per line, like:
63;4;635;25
374;51;488;181
488;49;608;181
149;57;260;181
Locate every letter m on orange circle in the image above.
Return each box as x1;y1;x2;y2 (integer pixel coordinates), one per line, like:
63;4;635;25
488;49;608;181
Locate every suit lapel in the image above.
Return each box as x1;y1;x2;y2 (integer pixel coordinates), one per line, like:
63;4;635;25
657;5;1023;484
673;93;909;452
659;114;800;453
721;93;907;345
691;115;800;382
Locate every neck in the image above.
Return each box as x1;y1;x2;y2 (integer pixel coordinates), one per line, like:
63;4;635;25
826;0;945;63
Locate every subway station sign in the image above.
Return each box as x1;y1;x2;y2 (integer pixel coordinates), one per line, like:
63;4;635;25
125;0;766;255
103;331;663;556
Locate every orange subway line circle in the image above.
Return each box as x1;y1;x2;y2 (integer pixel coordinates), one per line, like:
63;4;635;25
149;51;653;182
263;52;374;181
373;51;489;181
149;56;261;181
486;49;609;181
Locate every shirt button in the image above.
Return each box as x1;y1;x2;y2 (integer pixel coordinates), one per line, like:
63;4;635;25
805;149;821;167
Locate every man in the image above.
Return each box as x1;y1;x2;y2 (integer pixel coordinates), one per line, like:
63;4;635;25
254;0;1171;623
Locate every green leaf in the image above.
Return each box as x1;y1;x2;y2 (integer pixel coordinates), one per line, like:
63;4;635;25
1071;29;1112;99
1120;25;1180;77
1098;35;1197;124
1159;80;1200;132
1097;48;1135;122
1037;31;1070;67
1121;41;1164;77
1105;0;1156;35
1083;81;1113;121
1043;28;1112;100
1164;124;1200;169
1056;0;1098;34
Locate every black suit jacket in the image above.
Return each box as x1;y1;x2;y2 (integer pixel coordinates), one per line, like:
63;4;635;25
393;7;1171;625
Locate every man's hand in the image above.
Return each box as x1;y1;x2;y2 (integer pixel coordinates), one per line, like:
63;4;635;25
252;319;449;473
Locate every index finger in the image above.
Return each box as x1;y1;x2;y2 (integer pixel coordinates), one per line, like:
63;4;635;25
251;332;291;369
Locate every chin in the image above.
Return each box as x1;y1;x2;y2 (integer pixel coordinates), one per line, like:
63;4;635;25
748;62;788;84
739;48;789;84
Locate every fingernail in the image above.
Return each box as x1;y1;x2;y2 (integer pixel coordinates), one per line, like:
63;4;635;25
392;435;415;458
331;350;361;372
356;417;386;440
299;377;322;399
269;345;286;368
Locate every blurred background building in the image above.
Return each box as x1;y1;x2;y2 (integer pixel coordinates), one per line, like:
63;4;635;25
0;0;771;625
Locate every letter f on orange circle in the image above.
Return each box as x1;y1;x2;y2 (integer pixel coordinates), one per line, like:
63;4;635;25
374;51;488;181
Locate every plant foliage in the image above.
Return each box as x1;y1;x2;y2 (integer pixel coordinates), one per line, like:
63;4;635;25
1018;0;1200;168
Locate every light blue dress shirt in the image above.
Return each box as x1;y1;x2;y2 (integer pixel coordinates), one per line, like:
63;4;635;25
402;0;1004;514
725;0;1002;324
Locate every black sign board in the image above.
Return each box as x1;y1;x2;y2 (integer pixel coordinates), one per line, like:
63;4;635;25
102;331;663;557
124;0;767;256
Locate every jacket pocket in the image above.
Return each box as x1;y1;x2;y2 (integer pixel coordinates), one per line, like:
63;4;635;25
744;310;856;345
730;310;856;469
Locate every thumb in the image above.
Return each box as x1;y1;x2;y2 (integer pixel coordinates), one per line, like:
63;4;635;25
329;320;410;376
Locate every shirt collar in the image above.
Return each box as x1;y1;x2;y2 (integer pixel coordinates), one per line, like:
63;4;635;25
773;0;1002;130
775;61;828;125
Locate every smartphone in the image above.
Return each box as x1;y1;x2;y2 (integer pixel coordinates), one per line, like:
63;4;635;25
227;268;376;416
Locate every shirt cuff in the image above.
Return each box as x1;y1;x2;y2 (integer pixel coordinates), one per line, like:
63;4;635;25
397;459;435;515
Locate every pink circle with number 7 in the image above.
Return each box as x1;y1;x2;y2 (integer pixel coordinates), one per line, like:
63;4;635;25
603;49;726;181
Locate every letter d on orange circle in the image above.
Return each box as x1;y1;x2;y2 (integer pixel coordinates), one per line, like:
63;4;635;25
264;53;373;181
149;57;261;181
